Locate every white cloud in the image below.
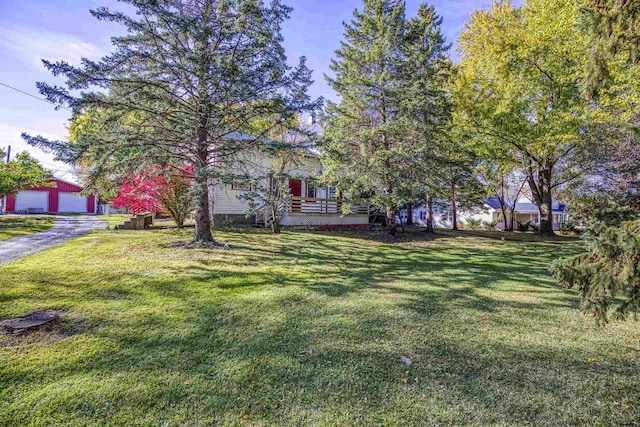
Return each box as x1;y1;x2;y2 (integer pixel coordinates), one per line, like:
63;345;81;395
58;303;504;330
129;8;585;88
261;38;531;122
0;23;104;70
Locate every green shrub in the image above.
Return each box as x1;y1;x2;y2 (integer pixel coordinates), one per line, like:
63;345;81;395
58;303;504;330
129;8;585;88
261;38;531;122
465;217;482;230
517;221;531;232
483;218;499;231
559;219;580;234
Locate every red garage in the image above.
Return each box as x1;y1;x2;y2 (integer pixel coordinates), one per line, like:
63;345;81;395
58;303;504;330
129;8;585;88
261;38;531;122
5;179;96;214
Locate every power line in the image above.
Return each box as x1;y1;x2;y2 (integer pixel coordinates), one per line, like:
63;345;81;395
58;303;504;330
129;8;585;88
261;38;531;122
0;82;72;112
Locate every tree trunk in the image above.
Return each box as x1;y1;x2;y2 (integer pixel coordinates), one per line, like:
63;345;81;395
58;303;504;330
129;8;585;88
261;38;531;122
425;194;434;233
386;205;397;235
194;172;214;242
194;7;214;243
208;179;216;228
509;207;516;232
538;191;554;236
271;203;281;234
527;165;555;236
498;197;509;232
406;203;413;225
451;187;458;231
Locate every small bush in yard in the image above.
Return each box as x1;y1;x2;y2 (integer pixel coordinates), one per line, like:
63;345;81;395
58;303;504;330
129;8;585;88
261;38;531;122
466;217;482;230
483;218;500;231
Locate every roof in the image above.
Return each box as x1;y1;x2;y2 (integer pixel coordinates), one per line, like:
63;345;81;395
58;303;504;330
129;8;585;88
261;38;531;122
514;201;566;213
484;197;507;210
49;178;83;189
483;196;567;213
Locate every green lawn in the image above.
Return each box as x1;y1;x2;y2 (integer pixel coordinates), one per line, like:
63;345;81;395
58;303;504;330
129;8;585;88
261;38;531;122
0;216;57;241
0;227;638;426
96;214;133;228
97;214;194;229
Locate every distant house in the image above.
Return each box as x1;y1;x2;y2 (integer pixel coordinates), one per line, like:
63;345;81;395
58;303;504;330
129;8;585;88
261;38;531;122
5;179;97;214
403;196;568;231
512;199;568;230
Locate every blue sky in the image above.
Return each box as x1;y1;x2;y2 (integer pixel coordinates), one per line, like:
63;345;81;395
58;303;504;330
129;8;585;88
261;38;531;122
0;0;521;181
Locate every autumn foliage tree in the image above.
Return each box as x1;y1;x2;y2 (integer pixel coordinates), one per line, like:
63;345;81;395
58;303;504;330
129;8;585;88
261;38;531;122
112;166;194;227
454;0;590;236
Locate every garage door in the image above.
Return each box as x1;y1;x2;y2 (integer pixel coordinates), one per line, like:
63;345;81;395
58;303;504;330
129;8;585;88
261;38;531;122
15;191;49;212
58;192;88;213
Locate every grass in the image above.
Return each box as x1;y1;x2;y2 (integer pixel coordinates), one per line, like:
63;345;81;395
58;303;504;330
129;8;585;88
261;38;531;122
0;216;57;241
0;227;638;426
97;214;195;229
96;214;133;228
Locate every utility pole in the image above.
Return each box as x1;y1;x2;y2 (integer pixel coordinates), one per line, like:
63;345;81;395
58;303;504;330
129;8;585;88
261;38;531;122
0;145;8;214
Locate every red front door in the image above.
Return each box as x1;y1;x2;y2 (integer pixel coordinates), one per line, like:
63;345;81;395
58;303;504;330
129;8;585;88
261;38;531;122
289;179;302;212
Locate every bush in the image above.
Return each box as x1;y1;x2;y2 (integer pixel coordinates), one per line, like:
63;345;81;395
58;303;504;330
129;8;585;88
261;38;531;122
550;220;640;325
560;219;579;234
516;221;531;232
465;217;482;230
483;218;499;231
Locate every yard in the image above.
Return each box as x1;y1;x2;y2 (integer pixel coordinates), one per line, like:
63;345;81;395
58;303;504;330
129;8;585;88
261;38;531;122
0;228;638;426
0;216;56;241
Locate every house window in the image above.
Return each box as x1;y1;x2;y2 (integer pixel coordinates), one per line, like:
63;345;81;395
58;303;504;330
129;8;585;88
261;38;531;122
306;184;337;200
328;186;337;200
307;182;317;199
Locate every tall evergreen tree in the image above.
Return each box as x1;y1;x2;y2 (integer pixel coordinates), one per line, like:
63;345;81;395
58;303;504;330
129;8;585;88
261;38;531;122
402;4;455;232
323;0;409;234
581;0;640;97
323;0;452;235
23;0;317;243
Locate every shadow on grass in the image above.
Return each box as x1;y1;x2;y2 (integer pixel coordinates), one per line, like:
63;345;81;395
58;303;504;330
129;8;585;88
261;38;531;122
2;228;635;426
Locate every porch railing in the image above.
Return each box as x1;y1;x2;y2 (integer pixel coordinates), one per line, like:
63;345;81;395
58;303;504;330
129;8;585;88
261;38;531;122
289;196;367;215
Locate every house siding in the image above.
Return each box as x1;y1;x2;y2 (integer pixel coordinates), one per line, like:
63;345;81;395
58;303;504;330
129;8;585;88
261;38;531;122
210;153;367;226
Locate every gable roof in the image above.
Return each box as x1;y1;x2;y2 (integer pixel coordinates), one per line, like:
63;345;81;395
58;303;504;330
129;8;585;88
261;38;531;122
514;201;566;213
484;196;506;210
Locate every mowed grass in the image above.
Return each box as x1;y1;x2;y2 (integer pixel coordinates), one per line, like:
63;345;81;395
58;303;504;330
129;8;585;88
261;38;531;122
0;227;638;426
97;214;195;229
0;216;56;241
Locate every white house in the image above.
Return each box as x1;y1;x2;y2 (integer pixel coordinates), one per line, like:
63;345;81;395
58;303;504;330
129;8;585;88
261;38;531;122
402;196;568;231
210;130;368;227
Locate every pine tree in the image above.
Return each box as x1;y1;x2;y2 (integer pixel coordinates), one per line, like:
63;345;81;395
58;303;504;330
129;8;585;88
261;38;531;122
550;220;640;325
402;4;456;233
323;0;452;235
581;0;640;97
322;0;410;234
23;0;317;243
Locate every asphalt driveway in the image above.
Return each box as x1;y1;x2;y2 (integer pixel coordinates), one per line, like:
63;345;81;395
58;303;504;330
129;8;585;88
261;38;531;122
0;216;107;265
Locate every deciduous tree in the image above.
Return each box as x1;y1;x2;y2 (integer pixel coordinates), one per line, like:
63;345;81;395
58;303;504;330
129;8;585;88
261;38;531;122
112;165;194;227
0;149;53;200
454;0;590;236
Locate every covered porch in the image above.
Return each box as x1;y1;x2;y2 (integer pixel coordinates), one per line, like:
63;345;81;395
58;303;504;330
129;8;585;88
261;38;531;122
280;178;368;226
